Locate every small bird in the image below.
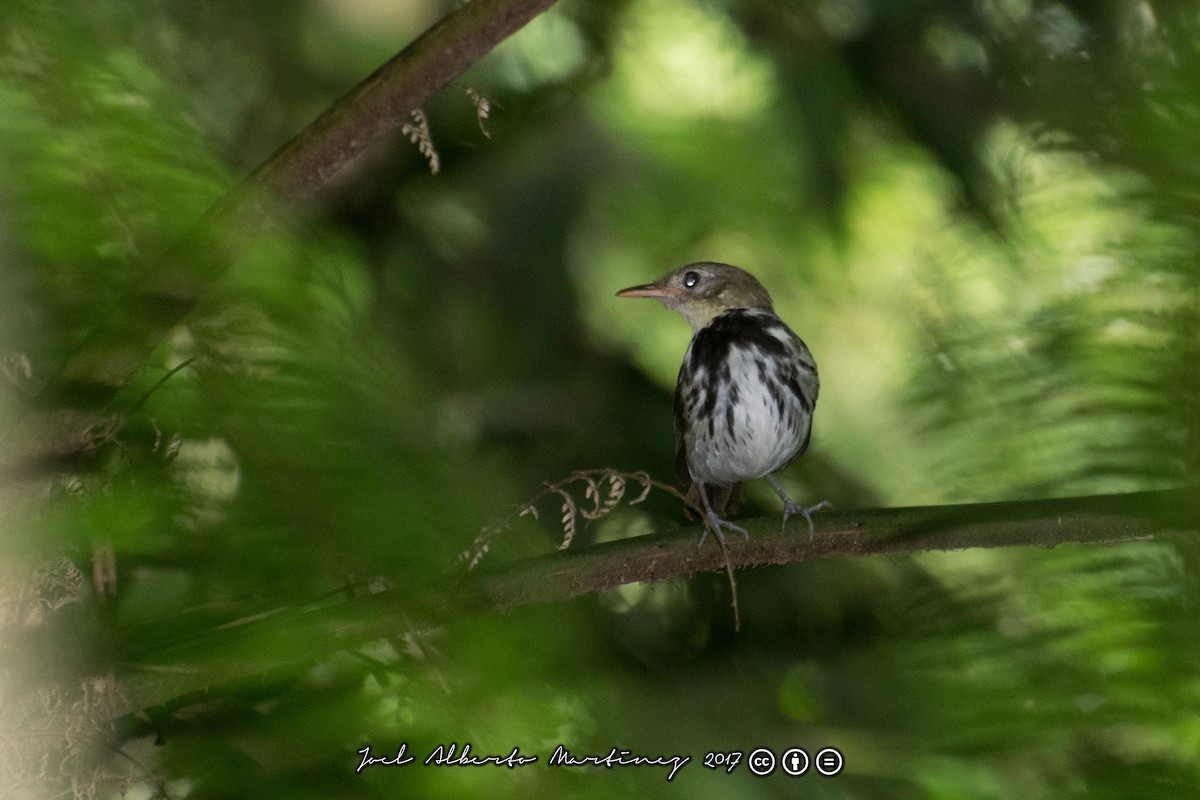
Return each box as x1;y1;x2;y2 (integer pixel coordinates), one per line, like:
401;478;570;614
617;262;827;544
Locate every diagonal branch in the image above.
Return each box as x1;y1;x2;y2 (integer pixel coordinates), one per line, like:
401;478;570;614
248;0;559;203
35;0;562;414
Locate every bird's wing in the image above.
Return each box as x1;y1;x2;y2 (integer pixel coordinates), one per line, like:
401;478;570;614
674;373;742;516
672;358;692;485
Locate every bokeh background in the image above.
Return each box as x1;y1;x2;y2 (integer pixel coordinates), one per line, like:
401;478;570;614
2;0;1199;797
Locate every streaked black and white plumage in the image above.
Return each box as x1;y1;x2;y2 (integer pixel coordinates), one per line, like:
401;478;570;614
617;262;827;544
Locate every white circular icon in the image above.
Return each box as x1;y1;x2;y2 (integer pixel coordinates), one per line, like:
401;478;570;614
780;747;810;776
815;747;844;776
747;748;776;776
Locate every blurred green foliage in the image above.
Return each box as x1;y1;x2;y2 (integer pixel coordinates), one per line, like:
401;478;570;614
1;0;1198;798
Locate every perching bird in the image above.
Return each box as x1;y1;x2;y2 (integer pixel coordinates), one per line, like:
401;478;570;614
617;262;827;544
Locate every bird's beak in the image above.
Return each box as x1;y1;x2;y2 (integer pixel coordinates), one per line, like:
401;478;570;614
616;281;678;300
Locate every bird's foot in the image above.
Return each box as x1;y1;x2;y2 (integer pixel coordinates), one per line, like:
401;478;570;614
782;499;832;541
698;511;749;548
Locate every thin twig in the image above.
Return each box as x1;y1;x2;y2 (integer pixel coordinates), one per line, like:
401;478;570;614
714;533;740;631
126;357;196;417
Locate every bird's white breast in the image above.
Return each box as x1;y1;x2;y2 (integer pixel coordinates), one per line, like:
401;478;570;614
678;313;815;488
686;352;807;485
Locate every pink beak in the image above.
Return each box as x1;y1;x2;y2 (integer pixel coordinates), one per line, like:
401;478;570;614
616;282;678;300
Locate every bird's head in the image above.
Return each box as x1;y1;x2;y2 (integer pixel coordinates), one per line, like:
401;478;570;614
616;262;775;331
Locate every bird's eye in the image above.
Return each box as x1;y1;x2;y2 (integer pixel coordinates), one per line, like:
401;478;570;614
683;270;701;288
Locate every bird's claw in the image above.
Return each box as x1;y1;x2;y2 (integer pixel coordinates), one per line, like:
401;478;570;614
698;511;749;548
782;499;832;541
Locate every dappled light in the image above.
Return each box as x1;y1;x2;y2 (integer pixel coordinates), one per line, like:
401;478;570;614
2;1;1198;798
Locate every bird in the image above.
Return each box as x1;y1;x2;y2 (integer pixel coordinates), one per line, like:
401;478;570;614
617;262;828;545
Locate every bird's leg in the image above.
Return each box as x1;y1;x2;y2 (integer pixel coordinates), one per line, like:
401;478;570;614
695;482;749;548
765;475;830;541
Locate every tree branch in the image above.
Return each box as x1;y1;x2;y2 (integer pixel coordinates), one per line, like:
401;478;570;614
29;0;562;416
249;0;560;203
465;488;1196;610
110;487;1195;740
